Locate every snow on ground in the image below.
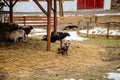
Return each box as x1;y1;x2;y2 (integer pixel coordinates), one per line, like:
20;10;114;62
64;31;87;41
28;28;47;37
79;27;120;36
95;13;120;16
28;28;87;41
105;68;120;80
117;68;120;72
29;27;120;41
106;73;120;80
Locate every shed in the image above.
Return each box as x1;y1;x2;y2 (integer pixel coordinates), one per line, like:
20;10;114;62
1;0;58;51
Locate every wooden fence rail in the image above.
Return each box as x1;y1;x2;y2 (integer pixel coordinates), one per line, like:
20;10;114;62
5;16;54;26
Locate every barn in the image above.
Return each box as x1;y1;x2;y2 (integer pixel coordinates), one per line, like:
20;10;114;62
3;0;112;13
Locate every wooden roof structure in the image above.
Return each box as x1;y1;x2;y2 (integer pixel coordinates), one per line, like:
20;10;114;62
3;0;57;51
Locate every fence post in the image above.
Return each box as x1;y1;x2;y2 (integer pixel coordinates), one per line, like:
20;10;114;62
77;20;80;35
106;22;110;39
87;22;89;37
23;16;26;26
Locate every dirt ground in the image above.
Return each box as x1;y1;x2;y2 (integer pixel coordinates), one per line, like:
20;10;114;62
0;34;120;80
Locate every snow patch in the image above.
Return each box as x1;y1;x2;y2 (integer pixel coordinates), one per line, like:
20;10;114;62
106;73;120;80
79;27;120;36
117;68;120;72
28;28;87;41
28;28;46;37
95;13;120;16
64;31;87;41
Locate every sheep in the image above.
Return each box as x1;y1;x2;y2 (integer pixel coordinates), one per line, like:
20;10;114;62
19;25;33;37
58;40;71;55
5;30;26;43
42;31;70;43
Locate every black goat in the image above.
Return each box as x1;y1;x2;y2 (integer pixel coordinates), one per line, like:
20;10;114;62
63;25;78;30
19;25;33;37
42;31;70;43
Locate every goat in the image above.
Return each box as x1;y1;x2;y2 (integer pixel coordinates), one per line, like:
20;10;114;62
5;30;26;43
19;25;33;37
63;25;78;30
42;31;70;43
58;40;71;55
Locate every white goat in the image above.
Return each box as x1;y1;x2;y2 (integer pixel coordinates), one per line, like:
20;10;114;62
58;40;71;55
6;30;26;42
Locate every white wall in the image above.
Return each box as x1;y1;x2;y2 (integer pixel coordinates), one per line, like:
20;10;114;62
62;0;77;11
104;0;111;10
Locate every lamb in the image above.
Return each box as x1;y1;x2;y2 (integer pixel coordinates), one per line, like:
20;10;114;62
5;30;26;43
42;31;70;43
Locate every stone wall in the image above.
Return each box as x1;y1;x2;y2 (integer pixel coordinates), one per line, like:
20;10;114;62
111;0;120;10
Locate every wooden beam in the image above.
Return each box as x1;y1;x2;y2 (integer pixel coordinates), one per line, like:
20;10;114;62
3;0;10;7
13;0;19;6
47;0;51;51
3;0;19;23
33;0;47;16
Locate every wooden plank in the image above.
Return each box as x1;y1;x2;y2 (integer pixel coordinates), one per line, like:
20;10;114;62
5;16;54;26
14;21;54;24
95;15;120;23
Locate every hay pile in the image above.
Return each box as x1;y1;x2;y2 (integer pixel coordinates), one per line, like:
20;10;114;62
0;37;105;77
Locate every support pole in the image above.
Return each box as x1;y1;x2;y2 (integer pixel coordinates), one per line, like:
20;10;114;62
87;22;89;37
53;0;57;35
9;0;13;23
47;0;51;51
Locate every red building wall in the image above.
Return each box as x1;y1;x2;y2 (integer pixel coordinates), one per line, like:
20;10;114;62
77;0;104;9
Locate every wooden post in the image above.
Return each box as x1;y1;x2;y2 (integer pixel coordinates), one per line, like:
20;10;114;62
87;22;89;37
77;20;80;35
47;0;51;51
9;0;13;23
53;0;57;35
106;23;110;39
59;0;63;16
23;16;26;26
